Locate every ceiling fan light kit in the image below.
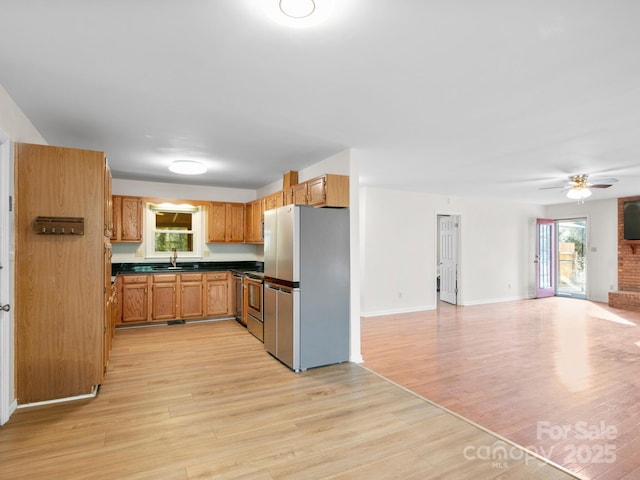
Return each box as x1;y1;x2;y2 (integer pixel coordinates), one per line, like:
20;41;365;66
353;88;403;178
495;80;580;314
566;187;592;200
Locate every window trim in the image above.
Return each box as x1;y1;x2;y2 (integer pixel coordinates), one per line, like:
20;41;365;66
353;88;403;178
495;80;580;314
144;203;203;259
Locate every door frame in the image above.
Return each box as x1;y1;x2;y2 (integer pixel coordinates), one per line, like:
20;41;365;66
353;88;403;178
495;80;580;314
555;216;588;300
535;218;556;298
436;212;461;305
0;130;15;425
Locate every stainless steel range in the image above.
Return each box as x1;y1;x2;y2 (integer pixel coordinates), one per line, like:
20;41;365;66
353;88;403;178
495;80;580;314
244;272;264;342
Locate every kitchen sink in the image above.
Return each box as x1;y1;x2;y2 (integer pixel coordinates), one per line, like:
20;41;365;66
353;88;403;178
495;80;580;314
131;265;200;273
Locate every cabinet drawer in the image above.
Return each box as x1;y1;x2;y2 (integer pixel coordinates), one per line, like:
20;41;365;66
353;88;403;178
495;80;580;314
206;272;229;281
153;274;177;283
122;275;148;284
181;273;203;282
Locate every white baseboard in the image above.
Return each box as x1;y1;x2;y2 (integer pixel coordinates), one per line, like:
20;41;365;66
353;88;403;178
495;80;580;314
361;304;436;318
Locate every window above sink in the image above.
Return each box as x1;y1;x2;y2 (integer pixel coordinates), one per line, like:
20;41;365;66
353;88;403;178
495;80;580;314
144;202;203;259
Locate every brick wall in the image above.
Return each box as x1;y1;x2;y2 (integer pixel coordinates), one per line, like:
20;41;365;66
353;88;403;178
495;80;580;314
609;195;640;311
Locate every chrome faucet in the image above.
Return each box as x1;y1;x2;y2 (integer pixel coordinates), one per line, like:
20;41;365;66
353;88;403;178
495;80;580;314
170;248;178;267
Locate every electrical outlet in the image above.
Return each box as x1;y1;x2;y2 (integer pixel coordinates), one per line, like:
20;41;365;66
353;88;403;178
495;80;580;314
135;249;143;257
398;291;403;299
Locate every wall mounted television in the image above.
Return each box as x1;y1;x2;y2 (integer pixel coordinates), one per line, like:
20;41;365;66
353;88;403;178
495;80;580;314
623;200;640;241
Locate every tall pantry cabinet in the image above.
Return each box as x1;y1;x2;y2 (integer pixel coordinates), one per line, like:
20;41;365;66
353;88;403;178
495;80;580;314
14;143;113;404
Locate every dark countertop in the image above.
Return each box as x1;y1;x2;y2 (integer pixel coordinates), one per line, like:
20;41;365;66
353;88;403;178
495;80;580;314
112;261;263;276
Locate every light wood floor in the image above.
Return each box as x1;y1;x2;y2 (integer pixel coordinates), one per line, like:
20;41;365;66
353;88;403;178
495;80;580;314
361;297;640;480
0;320;575;479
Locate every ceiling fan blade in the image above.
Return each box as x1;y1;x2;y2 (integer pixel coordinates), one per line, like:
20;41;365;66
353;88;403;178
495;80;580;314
588;184;612;189
589;177;618;185
539;185;568;190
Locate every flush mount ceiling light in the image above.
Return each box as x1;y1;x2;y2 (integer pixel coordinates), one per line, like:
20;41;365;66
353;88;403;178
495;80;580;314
257;0;335;28
279;0;316;18
168;160;207;175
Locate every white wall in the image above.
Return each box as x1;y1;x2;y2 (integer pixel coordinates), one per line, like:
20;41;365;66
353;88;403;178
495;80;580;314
360;187;545;316
544;198;618;302
256;149;351;198
0;84;46;144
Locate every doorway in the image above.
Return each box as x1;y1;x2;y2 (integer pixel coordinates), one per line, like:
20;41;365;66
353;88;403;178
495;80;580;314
535;217;587;299
556;218;587;299
438;215;459;305
0;131;14;425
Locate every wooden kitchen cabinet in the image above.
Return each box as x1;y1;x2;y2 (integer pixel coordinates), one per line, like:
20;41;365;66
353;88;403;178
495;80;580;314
121;275;149;324
207;202;245;243
264;191;284;211
290;182;309;205
245;199;265;244
113;276;123;325
180;273;204;318
112;195;143;242
206;271;232;316
307;174;350;207
151;274;177;322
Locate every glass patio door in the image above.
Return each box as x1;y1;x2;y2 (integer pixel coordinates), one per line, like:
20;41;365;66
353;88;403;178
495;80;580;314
556;219;587;298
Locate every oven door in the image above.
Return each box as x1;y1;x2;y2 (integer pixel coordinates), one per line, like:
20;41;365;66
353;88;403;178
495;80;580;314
246;278;263;320
245;278;264;341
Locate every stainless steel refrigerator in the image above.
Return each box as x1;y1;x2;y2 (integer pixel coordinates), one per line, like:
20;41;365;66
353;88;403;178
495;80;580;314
263;205;350;371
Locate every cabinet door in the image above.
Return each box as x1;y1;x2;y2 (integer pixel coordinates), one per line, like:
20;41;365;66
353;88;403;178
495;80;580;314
291;183;308;205
227;203;245;243
104;164;113;237
113;277;123;324
122;283;148;323
306;176;326;206
206;271;230;316
152;283;177;321
181;274;204;318
283;187;294;206
206;280;229;316
121;197;142;241
111;195;143;242
307;174;349;207
245;200;264;243
207;202;227;243
111;195;122;241
253;200;264;243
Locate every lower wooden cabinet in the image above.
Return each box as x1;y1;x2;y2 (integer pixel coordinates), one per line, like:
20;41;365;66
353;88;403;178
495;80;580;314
206;272;231;316
122;275;149;323
181;273;204;318
151;274;177;322
116;271;231;325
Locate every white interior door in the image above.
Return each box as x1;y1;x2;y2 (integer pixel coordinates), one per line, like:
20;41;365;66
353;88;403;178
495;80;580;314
0;132;14;425
439;215;458;305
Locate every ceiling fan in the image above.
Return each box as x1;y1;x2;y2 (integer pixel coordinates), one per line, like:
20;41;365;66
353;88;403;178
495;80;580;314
541;174;618;200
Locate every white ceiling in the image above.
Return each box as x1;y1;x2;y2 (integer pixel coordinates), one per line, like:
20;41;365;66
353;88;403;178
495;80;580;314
1;0;640;205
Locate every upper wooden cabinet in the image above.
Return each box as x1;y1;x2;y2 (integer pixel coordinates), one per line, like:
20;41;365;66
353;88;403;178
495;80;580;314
245;199;265;244
264;191;284;211
290;182;309;205
274;174;349;209
307;174;349;207
112;195;143;242
207;202;245;243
